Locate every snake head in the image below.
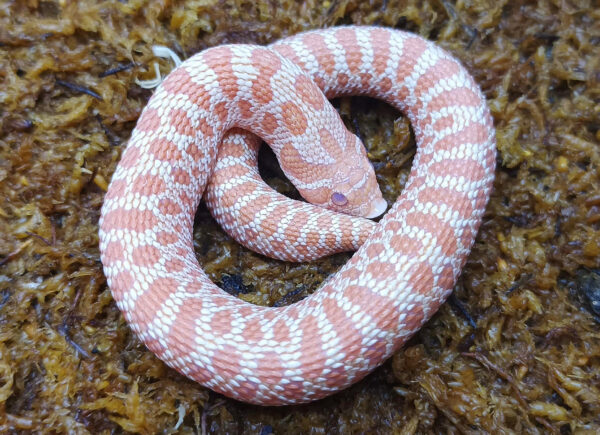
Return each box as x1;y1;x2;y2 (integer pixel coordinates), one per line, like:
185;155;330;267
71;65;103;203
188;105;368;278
327;152;388;219
293;132;388;219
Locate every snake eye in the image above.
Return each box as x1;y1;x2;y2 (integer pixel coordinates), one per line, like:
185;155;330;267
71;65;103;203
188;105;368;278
331;192;348;206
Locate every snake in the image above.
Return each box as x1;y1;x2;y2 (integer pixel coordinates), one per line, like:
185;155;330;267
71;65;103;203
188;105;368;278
99;26;496;405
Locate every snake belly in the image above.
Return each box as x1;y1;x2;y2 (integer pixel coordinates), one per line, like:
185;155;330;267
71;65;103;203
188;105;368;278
99;26;496;405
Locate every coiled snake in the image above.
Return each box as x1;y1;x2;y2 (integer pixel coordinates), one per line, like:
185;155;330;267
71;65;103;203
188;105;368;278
99;26;496;405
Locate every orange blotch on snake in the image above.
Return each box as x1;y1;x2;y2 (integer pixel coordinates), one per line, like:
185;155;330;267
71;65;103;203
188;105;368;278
320;128;343;158
370;27;392;76
131;174;167;196
266;239;290;260
337;73;349;88
417;151;435;167
316;214;336;245
418;186;473;219
415;58;461;97
429;158;487;182
339;222;355;245
282;210;310;245
210;310;235;333
384;220;402;233
112;271;135;299
120;145;141;168
474;189;490;212
161;67;190;94
396;37;427;81
156;231;179;245
133;277;179;326
218;180;256;209
294;75;324;111
103;240;125;264
170;108;194;136
159;198;182;216
428;87;481;112
304;226;322;247
255;351;288;386
165;297;205;347
366;261;397;281
279;142;308;180
365;242;386;259
339;265;361;282
444;121;495;149
406;211;458;256
197;117;215;137
438;263;457;292
214;162;251;180
190;164;203;180
238;193;271;229
149;138;183;162
321;297;361;356
280;101;308;136
396;85;411;108
294;243;312;259
433;113;457;132
389;233;425;254
344;284;400;332
271;318;292;345
162;68;205;102
131;244;161;267
104;179;127;201
177;191;196;212
213;101;229;124
363;340;389;368
298;315;328;370
171;168;191;185
279;380;306;403
137;108;161;132
174;245;189;259
238;99;254;120
324;365;351;389
407;261;435;296
336;27;361;75
220;136;250;158
360;72;373;90
102;208;159;232
303;33;335;77
185;142;207;160
401;304;426;336
379;76;392;93
260;112;278;136
273;44;305;69
251;48;280;105
235;379;261;403
241;319;267;343
203;47;238;101
208;344;245;383
459;225;476;250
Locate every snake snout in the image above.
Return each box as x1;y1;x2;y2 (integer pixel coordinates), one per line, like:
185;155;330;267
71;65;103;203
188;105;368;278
365;197;388;219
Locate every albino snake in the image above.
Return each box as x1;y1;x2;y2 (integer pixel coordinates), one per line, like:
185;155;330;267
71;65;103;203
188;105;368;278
99;26;496;405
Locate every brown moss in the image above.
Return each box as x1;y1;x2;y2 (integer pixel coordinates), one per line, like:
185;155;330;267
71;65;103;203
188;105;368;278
1;0;599;433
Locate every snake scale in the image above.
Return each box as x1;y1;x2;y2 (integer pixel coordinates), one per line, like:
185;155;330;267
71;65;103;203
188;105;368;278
99;26;496;405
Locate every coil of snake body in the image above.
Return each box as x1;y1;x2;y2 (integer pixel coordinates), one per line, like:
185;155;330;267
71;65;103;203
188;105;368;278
99;26;496;405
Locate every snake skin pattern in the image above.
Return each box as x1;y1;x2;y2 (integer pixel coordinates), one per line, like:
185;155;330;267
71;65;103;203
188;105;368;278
205;128;378;262
99;26;496;405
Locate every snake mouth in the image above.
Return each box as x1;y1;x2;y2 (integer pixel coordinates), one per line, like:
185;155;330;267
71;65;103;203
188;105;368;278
365;198;388;219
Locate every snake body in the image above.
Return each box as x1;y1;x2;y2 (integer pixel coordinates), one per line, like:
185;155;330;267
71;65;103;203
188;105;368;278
99;26;496;405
